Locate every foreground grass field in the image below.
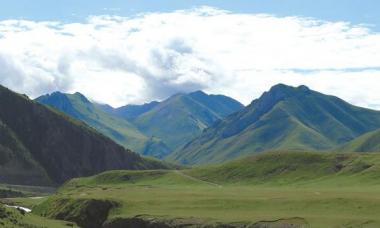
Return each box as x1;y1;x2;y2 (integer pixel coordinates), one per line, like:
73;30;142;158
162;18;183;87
38;182;380;227
0;184;78;228
29;151;380;228
0;204;78;228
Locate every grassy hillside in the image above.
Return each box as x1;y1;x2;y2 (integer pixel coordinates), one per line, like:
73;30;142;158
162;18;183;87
171;84;380;165
184;151;380;185
0;85;169;185
338;128;380;152
33;151;380;227
133;91;243;150
36;92;171;158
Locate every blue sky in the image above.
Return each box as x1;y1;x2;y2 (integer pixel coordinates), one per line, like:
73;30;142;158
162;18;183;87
1;0;379;30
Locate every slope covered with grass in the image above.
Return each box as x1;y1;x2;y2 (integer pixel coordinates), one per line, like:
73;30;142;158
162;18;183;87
338;128;380;152
184;151;380;186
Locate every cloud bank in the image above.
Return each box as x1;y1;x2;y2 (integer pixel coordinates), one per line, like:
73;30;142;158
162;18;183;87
0;7;380;108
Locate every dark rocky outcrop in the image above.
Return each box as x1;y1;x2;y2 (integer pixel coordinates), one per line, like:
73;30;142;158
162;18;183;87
102;216;309;228
37;198;118;228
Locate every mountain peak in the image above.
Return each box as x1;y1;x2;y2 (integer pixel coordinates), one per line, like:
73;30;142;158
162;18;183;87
252;84;311;106
73;92;91;103
37;91;91;105
269;83;291;91
51;91;65;96
297;85;310;91
189;90;208;97
268;84;310;94
36;91;67;102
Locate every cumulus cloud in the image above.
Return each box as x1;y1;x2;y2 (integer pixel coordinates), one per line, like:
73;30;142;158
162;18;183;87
0;6;379;108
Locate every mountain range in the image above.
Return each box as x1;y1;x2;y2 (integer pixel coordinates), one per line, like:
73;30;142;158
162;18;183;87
0;85;167;186
37;90;244;158
170;84;380;164
31;83;380;166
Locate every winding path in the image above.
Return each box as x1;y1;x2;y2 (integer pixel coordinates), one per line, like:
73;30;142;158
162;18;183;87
174;170;222;188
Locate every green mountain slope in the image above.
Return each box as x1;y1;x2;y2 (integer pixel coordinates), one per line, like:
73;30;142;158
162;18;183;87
132;91;244;150
171;84;380;165
0;85;168;185
36;92;171;158
338;128;380;152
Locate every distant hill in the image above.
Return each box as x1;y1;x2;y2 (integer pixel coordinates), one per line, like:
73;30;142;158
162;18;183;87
107;101;160;120
36;92;171;158
131;91;244;150
0;85;167;185
59;151;380;187
337;128;380;152
171;84;380;165
184;151;380;185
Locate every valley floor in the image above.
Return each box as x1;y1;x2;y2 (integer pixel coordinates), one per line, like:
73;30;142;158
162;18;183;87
30;169;380;228
63;185;380;227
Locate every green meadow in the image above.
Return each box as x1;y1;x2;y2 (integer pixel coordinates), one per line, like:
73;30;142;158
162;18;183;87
21;151;380;228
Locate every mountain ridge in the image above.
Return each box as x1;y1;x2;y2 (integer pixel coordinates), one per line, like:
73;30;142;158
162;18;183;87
170;84;380;165
46;90;244;155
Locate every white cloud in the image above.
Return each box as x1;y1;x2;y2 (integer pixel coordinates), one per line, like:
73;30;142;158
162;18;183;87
0;7;379;108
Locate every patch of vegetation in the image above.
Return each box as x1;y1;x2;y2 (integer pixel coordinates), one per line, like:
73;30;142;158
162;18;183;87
0;188;24;198
0;204;76;228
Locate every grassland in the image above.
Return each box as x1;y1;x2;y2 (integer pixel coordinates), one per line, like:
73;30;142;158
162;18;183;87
29;151;380;228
